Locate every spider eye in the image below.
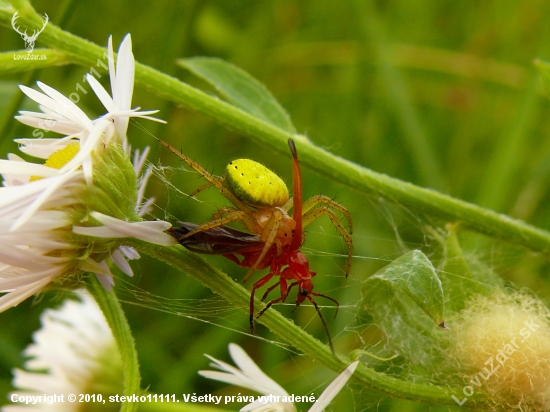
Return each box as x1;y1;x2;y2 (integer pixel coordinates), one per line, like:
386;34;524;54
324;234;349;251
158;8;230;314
300;289;308;297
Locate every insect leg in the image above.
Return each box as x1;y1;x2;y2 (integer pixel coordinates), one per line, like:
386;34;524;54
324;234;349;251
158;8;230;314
256;278;289;320
307;295;335;355
260;280;280;301
311;291;340;318
250;272;275;334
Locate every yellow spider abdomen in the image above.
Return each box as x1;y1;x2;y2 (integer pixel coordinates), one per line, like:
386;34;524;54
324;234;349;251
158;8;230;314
225;159;289;208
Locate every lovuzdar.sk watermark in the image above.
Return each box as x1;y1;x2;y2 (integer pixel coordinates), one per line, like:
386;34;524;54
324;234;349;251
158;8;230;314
11;11;48;60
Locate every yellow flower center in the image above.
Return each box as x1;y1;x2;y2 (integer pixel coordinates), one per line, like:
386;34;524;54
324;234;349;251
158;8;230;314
30;143;80;181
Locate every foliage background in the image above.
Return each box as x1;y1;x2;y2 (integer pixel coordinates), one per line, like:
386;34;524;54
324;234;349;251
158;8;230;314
1;0;550;410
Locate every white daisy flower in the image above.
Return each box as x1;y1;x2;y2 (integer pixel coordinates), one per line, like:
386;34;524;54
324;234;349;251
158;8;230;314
200;343;358;412
15;34;164;185
3;290;123;412
0;34;176;311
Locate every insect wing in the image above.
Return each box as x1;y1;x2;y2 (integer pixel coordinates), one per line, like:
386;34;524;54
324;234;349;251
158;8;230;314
170;222;265;254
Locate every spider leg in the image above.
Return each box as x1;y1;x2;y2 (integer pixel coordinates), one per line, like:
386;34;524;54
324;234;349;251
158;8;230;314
256;278;289;320
282;197;293;212
242;209;283;282
176;210;248;241
211;206;238;221
250;271;276;334
307;295;336;355
157;139;253;214
302;206;353;277
189;178;223;197
302;195;353;233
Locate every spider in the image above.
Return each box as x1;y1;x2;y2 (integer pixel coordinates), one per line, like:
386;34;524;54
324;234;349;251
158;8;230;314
161;138;353;353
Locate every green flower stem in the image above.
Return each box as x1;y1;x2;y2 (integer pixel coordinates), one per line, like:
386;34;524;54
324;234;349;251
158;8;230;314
1;8;550;256
127;238;486;407
86;276;141;412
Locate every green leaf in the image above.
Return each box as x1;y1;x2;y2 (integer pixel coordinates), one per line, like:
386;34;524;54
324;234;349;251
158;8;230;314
439;229;504;313
362;251;447;370
365;250;445;326
86;276;140;412
177;57;296;133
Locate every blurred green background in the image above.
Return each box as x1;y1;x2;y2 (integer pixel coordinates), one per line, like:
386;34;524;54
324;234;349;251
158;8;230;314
2;0;550;410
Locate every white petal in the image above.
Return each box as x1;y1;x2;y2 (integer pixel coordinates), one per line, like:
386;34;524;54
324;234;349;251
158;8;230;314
0;159;58;177
13;137;79;158
0;240;68;268
74;212;176;246
229;343;289;396
308;361;358;412
200;345;288;397
95;272;114;291
19;84;92;133
10;171;82;231
0;277;55;312
114;34;134;138
119;246;140;260
6;289;121;405
36;82;94;130
138;197;155;216
117;34;135;110
136;165;153;210
86;73;114;112
0;182;54;211
95;261;115;291
133;146;150;175
19;86;66;119
107;36;116;109
241;400;295;412
16;114;85;136
73;226;122;237
0;211;70;232
0;267;62;291
111;249;134;277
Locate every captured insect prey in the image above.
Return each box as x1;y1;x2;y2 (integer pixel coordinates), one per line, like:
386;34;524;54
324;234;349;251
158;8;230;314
161;138;353;354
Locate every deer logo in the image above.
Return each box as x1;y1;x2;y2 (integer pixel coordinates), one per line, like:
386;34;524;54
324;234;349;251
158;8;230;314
11;11;49;53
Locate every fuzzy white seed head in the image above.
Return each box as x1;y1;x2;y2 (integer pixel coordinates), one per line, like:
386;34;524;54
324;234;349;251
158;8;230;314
451;292;550;411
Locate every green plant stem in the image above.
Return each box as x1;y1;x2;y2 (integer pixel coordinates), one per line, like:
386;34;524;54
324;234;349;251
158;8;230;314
86;276;141;412
2;8;550;258
126;238;486;407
